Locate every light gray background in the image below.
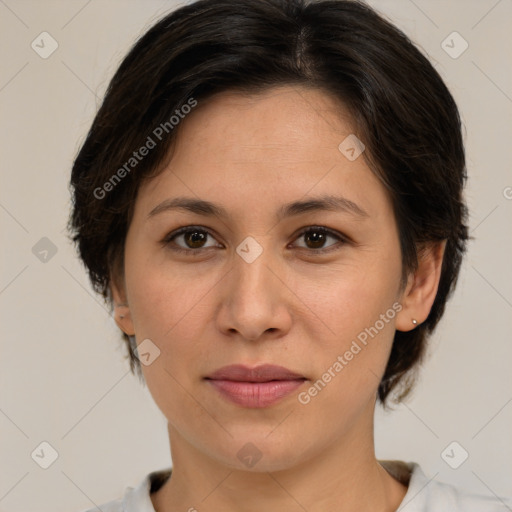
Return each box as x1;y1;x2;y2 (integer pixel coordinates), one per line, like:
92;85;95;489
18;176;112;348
1;0;511;510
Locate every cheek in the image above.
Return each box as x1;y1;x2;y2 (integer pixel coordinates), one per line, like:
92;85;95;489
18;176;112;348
126;258;219;390
297;259;400;338
129;266;214;424
298;313;395;420
125;251;217;337
294;262;400;396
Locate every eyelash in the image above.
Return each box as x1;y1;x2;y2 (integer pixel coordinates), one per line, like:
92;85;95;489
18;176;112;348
161;225;350;256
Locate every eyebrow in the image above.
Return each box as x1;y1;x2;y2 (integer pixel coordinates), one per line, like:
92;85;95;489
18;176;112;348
147;194;369;221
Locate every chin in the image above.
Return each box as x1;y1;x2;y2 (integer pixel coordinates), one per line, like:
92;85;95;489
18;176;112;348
208;430;314;473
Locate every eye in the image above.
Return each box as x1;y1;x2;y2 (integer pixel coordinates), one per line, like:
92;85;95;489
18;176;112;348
291;226;348;253
162;225;348;255
162;226;221;254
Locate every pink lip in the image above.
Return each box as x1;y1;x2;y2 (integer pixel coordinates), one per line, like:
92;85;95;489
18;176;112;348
205;364;306;408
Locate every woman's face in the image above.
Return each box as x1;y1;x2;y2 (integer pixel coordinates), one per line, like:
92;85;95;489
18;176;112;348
116;86;412;471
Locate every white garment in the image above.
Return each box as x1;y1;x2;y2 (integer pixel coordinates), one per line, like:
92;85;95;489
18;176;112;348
79;460;512;512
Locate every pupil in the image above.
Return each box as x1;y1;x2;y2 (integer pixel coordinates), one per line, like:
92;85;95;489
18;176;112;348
307;230;325;248
187;230;206;248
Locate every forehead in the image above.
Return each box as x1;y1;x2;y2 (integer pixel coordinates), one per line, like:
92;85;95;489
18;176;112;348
178;86;354;158
137;85;390;221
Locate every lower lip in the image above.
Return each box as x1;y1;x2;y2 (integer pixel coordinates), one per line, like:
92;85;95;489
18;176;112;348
207;379;305;408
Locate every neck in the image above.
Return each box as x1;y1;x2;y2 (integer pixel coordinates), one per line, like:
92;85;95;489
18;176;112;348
151;404;407;512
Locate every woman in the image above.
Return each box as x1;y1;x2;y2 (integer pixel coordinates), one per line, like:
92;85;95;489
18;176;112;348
68;0;511;510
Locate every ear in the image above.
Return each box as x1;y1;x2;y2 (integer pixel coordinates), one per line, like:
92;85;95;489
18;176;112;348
110;274;135;336
395;240;447;332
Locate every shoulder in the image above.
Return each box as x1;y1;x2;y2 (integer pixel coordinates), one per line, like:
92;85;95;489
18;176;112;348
381;460;512;512
76;468;172;512
420;475;512;511
78;497;124;512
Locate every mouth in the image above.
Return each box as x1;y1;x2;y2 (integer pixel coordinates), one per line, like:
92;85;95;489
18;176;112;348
204;364;307;408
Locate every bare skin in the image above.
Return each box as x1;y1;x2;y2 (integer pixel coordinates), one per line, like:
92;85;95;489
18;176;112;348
112;86;445;512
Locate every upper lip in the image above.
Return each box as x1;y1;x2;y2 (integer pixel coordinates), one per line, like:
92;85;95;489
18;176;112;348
205;364;305;382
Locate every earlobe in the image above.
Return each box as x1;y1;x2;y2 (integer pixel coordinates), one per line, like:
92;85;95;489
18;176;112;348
395;240;447;332
110;277;136;336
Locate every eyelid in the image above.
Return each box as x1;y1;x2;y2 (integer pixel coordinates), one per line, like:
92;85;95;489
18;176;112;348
161;225;223;254
162;225;350;254
290;226;351;256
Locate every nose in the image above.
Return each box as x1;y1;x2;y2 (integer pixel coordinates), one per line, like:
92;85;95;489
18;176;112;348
216;245;293;342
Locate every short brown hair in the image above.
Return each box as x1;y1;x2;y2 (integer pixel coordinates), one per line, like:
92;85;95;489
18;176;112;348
67;0;469;406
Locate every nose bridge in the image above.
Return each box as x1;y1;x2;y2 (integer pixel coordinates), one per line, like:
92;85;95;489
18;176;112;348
232;235;278;303
219;235;290;339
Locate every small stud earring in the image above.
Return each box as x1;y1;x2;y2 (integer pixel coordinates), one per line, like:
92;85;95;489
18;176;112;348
412;319;418;325
116;303;128;321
